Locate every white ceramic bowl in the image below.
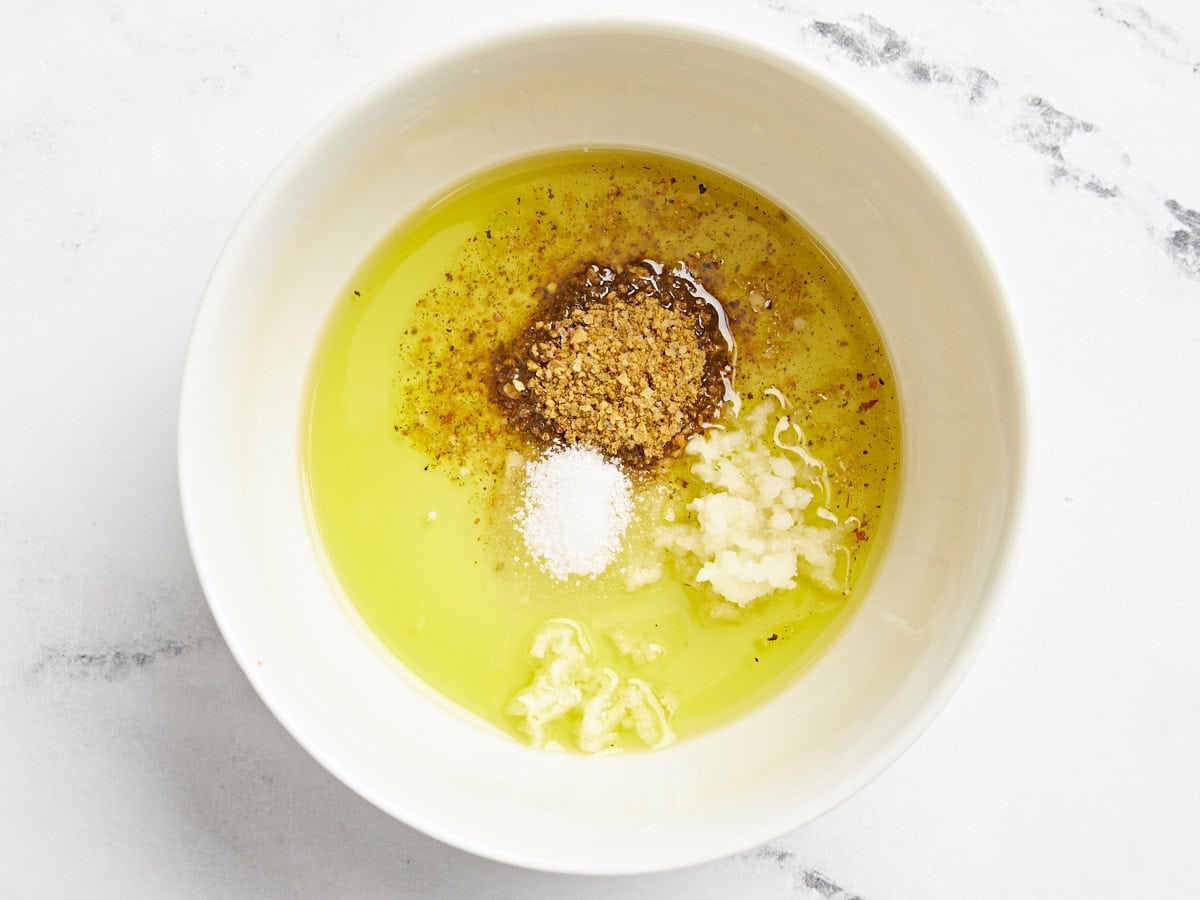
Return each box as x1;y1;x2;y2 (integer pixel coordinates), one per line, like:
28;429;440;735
179;24;1025;874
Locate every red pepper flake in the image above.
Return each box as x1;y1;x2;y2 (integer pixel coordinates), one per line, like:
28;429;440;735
868;378;878;389
858;398;879;412
854;528;869;542
492;311;503;322
439;412;454;425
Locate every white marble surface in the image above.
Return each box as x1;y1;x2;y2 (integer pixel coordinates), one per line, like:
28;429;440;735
3;0;1198;896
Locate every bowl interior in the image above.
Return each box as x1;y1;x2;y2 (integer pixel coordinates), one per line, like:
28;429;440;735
179;25;1023;873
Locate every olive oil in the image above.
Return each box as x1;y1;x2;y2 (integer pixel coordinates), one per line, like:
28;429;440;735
303;149;900;748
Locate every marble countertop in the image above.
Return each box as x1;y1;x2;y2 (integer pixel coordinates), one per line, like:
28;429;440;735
3;1;1198;896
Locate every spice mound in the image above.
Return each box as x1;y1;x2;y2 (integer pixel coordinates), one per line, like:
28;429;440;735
493;261;733;467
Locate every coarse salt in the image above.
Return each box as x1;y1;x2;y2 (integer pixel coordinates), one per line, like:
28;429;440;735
516;446;632;580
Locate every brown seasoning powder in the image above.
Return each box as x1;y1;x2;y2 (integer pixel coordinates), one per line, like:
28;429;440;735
492;261;732;467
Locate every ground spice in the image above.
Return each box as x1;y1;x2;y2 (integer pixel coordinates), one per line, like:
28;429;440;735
492;260;732;467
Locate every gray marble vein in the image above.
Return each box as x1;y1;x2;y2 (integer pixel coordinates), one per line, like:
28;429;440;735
763;5;1200;279
27;637;212;682
755;845;865;899
1094;0;1200;66
1018;97;1120;198
1164;198;1200;274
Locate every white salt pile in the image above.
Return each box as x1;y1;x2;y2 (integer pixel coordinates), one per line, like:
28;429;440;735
516;446;633;580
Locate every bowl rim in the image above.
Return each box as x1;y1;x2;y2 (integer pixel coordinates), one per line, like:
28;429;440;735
177;17;1029;874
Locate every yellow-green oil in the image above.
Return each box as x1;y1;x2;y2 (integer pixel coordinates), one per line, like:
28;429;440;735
303;149;900;748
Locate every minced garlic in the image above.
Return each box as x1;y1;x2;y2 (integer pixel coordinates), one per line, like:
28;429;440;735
506;619;674;753
655;396;848;606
